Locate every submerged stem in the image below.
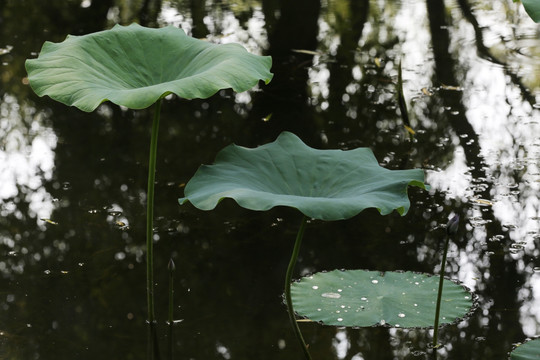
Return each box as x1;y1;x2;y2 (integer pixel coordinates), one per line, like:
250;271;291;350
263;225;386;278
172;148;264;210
167;258;175;360
168;258;175;324
147;99;162;324
433;234;451;348
284;215;312;360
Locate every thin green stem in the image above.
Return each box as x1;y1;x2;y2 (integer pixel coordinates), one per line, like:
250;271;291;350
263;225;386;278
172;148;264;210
284;215;312;360
147;320;161;360
433;234;451;349
167;258;175;360
168;258;175;324
147;99;162;324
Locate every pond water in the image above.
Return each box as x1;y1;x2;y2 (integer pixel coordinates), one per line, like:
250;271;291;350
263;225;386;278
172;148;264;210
1;0;539;359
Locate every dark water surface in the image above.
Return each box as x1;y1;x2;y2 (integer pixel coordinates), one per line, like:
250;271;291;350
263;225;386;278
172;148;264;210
1;0;539;359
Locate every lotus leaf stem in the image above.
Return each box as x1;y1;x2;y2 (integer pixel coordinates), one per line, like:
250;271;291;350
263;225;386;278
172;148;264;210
168;258;175;359
432;234;450;349
433;215;459;349
168;258;175;325
284;215;312;360
147;99;162;324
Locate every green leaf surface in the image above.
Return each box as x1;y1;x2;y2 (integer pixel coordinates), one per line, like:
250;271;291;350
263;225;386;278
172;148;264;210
510;338;540;360
523;0;540;22
291;269;474;328
179;132;428;221
25;23;273;112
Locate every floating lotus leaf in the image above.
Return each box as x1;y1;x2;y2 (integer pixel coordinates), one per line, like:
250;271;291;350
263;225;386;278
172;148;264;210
522;0;540;22
290;269;474;328
510;338;540;360
179;132;428;221
25;23;273;111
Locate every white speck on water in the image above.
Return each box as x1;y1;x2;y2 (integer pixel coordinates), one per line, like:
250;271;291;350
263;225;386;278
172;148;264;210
398;313;406;318
337;289;343;292
312;285;319;290
337;318;343;322
371;280;379;284
361;297;368;301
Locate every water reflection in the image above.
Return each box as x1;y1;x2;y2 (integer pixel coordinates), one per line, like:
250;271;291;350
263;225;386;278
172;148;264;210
0;94;56;220
0;0;539;359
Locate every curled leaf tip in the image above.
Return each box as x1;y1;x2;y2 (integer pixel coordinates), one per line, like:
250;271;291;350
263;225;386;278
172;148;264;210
446;214;459;235
168;258;176;272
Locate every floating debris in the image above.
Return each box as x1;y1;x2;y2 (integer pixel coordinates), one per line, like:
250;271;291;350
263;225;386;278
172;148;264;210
291;49;321;56
0;45;13;56
262;113;273;122
421;87;433;96
440;84;463;91
473;198;493;206
40;218;58;225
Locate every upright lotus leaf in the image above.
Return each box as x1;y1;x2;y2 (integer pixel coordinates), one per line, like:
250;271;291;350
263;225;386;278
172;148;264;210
290;269;474;328
179;131;428;221
26;23;273;326
179;131;428;360
510;338;540;360
25;23;273;111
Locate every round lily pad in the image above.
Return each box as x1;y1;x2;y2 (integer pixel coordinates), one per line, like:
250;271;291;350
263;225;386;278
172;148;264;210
290;269;474;328
179;131;428;221
25;23;273;111
510;338;540;360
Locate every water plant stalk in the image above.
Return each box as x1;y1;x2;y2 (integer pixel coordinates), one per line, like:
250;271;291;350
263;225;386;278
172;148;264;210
147;99;162;324
284;215;312;360
168;258;175;325
432;234;450;348
147;320;161;360
168;258;175;360
433;215;459;348
397;59;415;139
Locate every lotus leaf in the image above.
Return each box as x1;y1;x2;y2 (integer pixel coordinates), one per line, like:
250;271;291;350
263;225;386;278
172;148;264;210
291;269;474;328
25;23;273;111
522;0;540;22
179;132;427;220
510;338;540;360
25;23;273;325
